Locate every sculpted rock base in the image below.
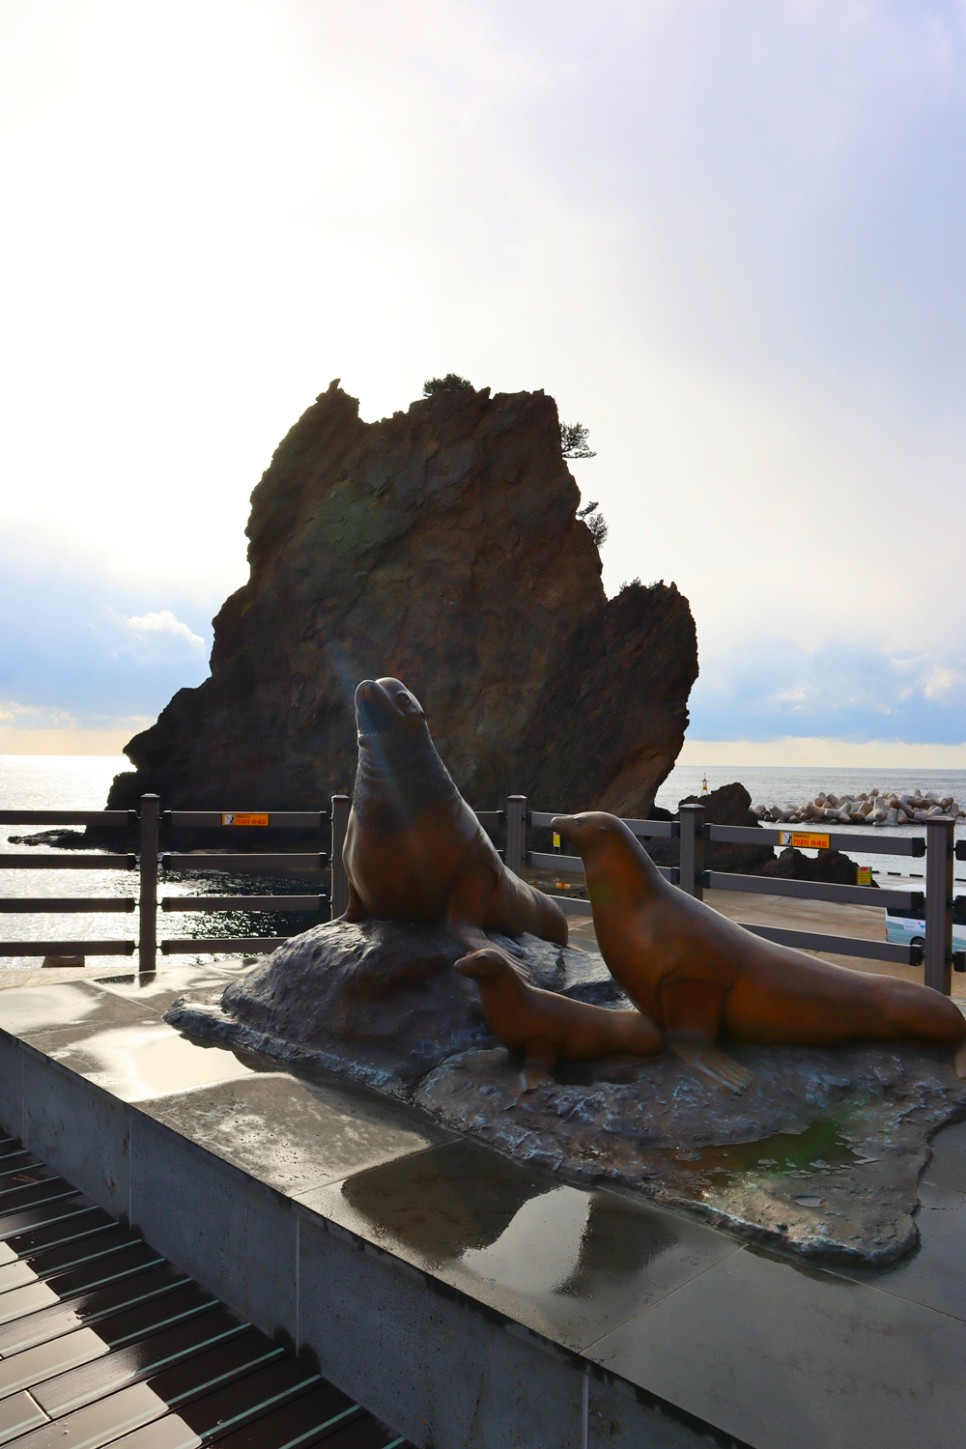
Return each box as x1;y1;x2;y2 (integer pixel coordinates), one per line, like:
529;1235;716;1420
173;920;606;1096
167;921;966;1264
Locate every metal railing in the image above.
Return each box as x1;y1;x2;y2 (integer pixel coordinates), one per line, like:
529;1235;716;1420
0;795;331;973
525;800;964;995
1;792;962;992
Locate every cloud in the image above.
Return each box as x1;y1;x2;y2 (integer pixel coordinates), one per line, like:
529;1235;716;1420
0;533;212;728
689;636;966;745
125;611;206;652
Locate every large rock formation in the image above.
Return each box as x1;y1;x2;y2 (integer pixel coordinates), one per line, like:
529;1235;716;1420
107;381;698;814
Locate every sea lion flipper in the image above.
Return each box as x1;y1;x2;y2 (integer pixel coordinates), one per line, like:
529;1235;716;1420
520;1037;559;1093
668;1039;753;1095
659;976;753;1095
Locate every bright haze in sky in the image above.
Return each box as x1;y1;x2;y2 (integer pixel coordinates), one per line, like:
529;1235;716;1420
1;0;964;767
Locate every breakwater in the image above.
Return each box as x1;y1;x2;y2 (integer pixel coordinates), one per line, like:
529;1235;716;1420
751;789;965;827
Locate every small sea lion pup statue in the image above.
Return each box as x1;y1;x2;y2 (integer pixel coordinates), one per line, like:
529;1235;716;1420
342;678;568;952
553;810;966;1094
456;945;664;1089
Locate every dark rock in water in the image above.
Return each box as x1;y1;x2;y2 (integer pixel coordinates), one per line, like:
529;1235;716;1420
762;846;879;887
167;921;966;1264
647;781;774;874
647;784;871;882
9;828;86;849
102;381;698;823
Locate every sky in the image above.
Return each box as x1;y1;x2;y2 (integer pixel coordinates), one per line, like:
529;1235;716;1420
1;0;965;766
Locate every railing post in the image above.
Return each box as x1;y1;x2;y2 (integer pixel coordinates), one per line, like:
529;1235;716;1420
138;794;159;977
330;795;350;920
924;816;954;995
506;795;527;878
679;803;705;900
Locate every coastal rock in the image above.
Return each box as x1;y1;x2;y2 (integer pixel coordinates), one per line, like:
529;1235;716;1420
103;381;698;818
647;781;774;874
761;846;878;887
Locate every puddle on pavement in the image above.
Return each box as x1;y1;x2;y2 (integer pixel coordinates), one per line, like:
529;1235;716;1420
657;1116;860;1192
50;1024;277;1101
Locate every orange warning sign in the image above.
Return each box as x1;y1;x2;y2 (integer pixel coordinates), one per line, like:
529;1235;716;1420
778;830;830;850
222;812;270;827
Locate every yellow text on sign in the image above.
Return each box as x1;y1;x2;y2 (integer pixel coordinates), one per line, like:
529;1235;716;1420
222;812;270;827
778;830;830;850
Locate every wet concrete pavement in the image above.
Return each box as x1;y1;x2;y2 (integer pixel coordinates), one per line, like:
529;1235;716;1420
1;959;966;1447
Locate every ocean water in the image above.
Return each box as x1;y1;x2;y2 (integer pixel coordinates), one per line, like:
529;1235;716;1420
656;762;966;891
1;753;963;967
0;754;327;968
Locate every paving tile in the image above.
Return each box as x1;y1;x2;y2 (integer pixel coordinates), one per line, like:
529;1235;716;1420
824;1178;966;1322
0;984;154;1043
140;1072;453;1196
298;1137;741;1351
298;1207;585;1449
923;1117;966;1192
586;1244;966;1449
31;1021;263;1103
89;963;246;1019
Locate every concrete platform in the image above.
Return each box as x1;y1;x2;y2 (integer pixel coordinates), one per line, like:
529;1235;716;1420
2;960;966;1448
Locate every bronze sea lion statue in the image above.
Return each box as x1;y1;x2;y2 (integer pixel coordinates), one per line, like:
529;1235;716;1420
343;678;568;952
553;810;966;1093
456;945;664;1087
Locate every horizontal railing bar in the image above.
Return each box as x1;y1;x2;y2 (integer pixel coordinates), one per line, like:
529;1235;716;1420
528;851;582;873
0;810;136;827
739;923;918;963
0;941;135;955
0;854;137;870
617;817;679;840
708;823;926;856
705;872;923;912
161;854;327;872
163;810;329;829
160;938;288;954
528;811;679;840
550;894;592;917
0;898;136;913
160;895;327;913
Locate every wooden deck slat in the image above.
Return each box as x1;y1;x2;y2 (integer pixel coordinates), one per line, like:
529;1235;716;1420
0;1391;47;1445
0;1209;117;1259
35;1307;244;1416
0;1265;193;1357
0;1241;163;1315
0;1133;415;1448
0;1197;91;1243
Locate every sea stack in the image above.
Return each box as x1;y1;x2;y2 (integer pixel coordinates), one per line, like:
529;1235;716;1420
104;380;699;815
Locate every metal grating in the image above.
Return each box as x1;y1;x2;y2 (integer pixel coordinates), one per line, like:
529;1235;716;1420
0;1131;414;1448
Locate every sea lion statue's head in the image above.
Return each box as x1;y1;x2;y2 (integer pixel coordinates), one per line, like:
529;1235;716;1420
354;678;427;744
